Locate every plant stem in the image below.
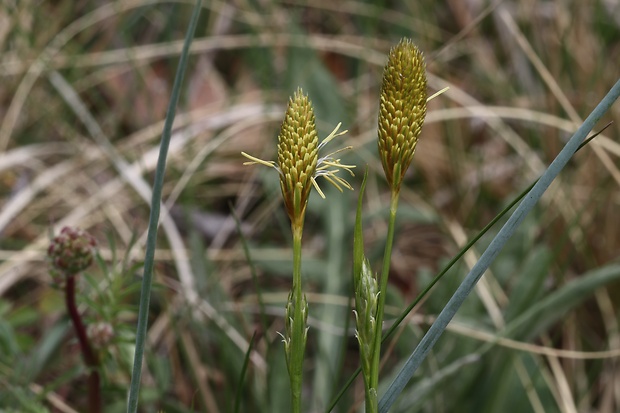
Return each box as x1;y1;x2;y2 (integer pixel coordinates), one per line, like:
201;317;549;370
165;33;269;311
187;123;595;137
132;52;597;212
368;190;400;408
289;224;305;413
65;275;101;413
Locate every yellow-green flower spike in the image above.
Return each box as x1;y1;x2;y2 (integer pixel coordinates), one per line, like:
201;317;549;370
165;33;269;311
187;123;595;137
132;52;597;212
378;38;427;193
277;89;319;228
241;90;355;227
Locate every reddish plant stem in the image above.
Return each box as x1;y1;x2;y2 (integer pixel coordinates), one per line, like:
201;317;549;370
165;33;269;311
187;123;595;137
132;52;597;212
65;275;101;413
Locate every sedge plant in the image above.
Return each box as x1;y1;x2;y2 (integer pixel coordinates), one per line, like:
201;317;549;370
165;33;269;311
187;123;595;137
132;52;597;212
242;88;354;412
351;39;620;412
352;38;447;413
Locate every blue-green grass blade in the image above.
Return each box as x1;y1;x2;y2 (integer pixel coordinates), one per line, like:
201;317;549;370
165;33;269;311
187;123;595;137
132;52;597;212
126;1;203;412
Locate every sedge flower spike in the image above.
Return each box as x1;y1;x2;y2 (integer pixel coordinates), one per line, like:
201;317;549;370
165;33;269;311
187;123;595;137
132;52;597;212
277;89;318;228
242;88;355;227
378;38;428;193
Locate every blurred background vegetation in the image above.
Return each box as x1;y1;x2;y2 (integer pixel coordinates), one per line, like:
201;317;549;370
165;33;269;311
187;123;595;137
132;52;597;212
1;0;619;412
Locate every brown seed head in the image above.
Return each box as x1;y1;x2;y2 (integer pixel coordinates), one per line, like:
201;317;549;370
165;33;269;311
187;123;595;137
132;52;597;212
48;226;97;282
277;89;319;227
378;39;427;193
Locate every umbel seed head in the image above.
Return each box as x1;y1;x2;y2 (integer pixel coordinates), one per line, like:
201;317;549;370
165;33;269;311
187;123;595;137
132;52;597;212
48;226;97;281
378;38;427;193
277;89;319;227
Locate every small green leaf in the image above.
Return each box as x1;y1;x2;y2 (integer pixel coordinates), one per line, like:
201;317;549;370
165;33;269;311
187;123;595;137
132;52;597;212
353;169;369;284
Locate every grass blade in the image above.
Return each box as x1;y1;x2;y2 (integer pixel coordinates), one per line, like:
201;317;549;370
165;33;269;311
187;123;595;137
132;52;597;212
234;332;257;413
126;2;203;412
505;263;620;341
353;169;368;287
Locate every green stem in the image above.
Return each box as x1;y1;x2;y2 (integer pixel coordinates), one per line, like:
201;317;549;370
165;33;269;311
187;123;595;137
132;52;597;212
289;224;305;413
365;389;378;413
369;190;400;407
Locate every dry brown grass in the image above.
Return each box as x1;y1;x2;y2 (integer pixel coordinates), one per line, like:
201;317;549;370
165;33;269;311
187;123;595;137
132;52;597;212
1;1;619;412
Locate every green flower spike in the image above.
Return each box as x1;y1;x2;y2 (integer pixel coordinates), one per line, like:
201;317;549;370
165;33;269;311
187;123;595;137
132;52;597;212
378;38;428;194
281;289;309;368
242;88;355;229
354;257;379;393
